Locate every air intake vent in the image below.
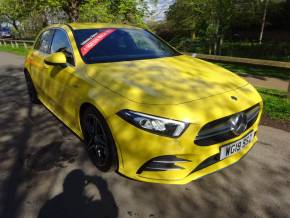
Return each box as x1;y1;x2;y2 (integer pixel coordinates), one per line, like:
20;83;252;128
137;155;191;174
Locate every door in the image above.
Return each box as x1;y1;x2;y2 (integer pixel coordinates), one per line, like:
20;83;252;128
45;28;78;127
29;29;54;101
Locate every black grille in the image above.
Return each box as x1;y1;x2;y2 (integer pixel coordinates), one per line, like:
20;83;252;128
194;104;260;146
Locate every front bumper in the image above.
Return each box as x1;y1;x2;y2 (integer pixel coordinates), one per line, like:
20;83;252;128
108;86;263;184
117;125;259;184
135;132;258;184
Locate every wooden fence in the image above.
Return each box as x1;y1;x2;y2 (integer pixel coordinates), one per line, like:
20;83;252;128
195;54;290;69
0;39;34;48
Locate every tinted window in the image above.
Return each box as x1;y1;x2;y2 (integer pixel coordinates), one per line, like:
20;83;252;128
51;29;74;65
73;28;179;64
34;30;54;54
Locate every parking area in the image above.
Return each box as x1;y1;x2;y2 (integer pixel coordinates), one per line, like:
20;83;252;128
0;52;289;218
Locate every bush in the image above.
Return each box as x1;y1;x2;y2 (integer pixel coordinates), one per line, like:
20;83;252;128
221;42;290;61
169;37;208;54
168;37;290;62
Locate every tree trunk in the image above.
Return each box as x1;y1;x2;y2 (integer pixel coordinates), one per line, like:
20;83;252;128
288;80;290;98
214;40;218;55
259;0;269;45
63;0;83;22
218;36;223;55
12;20;18;31
208;45;212;55
214;20;220;55
67;7;79;22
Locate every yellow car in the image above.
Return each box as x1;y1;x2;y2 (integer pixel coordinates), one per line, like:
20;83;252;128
24;23;263;184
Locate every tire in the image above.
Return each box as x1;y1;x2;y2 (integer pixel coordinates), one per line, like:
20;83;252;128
24;71;40;104
80;106;117;172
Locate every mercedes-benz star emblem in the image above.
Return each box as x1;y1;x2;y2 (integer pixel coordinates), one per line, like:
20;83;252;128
229;113;248;136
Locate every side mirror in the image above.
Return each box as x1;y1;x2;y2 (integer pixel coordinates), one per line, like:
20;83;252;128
44;52;67;67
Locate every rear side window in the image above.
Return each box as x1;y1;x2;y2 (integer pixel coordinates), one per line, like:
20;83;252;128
50;29;75;66
34;30;54;54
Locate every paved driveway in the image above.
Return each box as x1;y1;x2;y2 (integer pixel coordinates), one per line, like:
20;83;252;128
0;52;289;218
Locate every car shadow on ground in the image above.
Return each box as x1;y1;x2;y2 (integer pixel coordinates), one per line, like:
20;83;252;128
0;64;118;218
38;169;118;218
0;65;35;218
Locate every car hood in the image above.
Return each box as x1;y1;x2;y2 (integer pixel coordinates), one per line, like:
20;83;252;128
84;55;248;105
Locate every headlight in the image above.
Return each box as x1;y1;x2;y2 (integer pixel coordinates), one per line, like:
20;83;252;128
117;110;189;138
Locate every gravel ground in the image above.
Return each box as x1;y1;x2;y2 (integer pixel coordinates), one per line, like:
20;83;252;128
0;52;290;218
241;74;289;91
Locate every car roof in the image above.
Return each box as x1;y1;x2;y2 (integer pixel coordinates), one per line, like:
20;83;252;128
52;23;142;30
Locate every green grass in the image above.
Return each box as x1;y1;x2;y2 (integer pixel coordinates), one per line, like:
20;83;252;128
216;62;290;80
257;88;290;121
0;46;28;56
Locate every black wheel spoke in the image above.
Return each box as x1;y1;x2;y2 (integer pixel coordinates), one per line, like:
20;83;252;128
87;137;95;150
93;135;106;145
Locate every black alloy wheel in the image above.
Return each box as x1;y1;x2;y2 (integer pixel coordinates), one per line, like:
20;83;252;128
81;107;117;172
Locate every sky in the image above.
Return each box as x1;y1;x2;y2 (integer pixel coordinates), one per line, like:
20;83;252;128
148;0;175;21
147;0;287;21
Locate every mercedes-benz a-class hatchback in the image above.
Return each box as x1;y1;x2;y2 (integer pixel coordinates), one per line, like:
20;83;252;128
24;23;263;184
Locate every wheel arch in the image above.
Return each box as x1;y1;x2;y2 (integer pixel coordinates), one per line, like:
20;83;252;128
79;102;122;170
79;102;96;119
78;102;114;139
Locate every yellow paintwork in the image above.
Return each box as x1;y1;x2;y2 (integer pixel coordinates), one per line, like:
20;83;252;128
24;23;263;184
44;52;67;65
68;22;141;30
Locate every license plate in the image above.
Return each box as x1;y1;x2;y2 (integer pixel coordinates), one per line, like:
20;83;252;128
220;131;254;160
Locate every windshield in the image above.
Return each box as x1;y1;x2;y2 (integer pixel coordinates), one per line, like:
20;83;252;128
73;28;180;64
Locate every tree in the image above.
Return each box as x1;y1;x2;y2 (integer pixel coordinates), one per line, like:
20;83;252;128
0;0;34;31
0;0;153;38
114;0;148;25
259;0;270;44
45;0;149;25
79;0;113;23
42;0;86;22
64;0;85;22
166;0;234;54
79;0;149;26
204;0;234;54
166;0;199;37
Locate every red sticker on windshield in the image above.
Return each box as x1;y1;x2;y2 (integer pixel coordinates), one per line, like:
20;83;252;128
80;28;116;56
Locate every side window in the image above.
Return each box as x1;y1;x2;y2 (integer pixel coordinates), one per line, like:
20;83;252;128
34;35;42;50
34;30;54;54
51;29;75;66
